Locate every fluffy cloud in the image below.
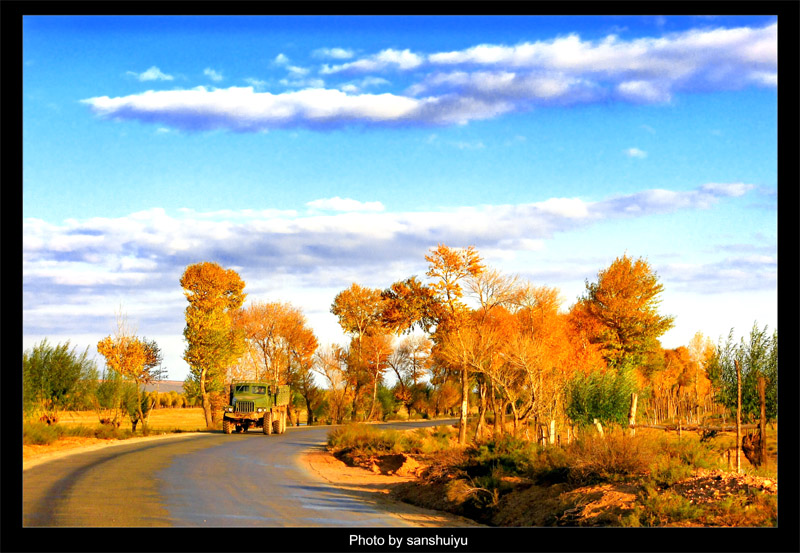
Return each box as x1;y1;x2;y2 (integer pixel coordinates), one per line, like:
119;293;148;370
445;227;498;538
321;48;424;74
24;183;758;297
93;23;775;132
83;87;424;131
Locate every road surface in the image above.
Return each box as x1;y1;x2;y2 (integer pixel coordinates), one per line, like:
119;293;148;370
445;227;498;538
23;419;457;527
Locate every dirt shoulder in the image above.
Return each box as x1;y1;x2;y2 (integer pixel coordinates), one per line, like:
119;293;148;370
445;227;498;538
23;432;207;471
301;446;483;527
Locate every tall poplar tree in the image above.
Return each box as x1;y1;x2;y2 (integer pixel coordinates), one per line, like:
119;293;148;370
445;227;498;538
181;261;246;428
575;254;674;371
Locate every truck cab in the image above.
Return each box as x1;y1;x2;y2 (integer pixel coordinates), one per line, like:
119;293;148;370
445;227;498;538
223;380;290;435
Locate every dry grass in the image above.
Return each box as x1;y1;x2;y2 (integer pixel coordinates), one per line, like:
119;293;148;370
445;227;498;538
56;408;211;432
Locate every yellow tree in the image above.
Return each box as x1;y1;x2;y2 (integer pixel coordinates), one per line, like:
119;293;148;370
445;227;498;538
313;344;350;424
425;244;485;444
361;332;394;420
331;283;387;421
688;331;716;421
181;262;246;428
96;314;160;433
576;254;674;371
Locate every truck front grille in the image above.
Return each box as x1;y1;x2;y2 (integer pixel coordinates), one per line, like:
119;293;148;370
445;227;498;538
235;401;255;413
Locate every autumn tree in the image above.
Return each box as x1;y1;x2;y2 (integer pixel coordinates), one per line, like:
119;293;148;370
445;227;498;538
97;315;163;434
381;276;442;334
235;301;319;425
687;331;716;421
575;254;674;371
387;335;432;418
425;244;485;444
331;283;388;421
181;262;246;428
313;345;350;424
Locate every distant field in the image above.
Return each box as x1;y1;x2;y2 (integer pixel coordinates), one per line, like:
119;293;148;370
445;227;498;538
58;408;209;432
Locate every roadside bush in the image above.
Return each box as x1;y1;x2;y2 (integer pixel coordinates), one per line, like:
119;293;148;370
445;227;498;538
23;421;62;445
565;430;651;484
22;421;130;445
328;424;402;454
464;434;539;477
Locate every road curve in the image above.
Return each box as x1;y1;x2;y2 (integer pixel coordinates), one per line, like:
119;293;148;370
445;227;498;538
23;419;457;527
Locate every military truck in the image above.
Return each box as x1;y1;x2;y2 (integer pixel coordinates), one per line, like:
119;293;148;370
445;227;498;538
222;381;291;435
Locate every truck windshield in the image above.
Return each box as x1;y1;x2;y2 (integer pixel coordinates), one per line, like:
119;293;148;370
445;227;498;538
235;385;249;393
251;386;266;394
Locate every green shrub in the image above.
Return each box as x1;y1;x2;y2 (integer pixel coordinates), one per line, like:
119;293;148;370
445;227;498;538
466;434;538;477
566;368;636;427
639;488;703;526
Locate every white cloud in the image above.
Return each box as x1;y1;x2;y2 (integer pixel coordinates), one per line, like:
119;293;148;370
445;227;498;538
313;47;355;60
204;68;224;82
700;182;754;197
321;48;424;74
624;147;648;158
306;197;385;212
83;86;424;131
126;66;174;82
95;23;775;132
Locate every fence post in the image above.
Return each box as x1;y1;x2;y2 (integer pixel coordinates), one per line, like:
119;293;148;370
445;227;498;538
735;359;742;474
758;376;767;467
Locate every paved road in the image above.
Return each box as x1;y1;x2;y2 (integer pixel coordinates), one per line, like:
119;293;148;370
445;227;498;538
23;419;457;527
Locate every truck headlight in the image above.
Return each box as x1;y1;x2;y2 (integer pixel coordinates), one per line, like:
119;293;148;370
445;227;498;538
256;408;264;413
225;406;234;412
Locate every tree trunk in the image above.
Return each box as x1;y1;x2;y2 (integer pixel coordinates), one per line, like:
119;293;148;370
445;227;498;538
135;383;147;435
458;367;469;444
735;359;742;473
628;392;638;436
549;419;556;445
367;373;378;421
305;397;314;426
474;379;487;441
200;368;213;429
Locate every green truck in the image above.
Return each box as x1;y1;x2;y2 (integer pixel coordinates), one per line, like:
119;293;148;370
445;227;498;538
222;381;291;435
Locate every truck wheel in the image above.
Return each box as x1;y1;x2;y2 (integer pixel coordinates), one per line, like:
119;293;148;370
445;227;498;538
263;412;273;435
273;417;281;434
223;419;232;434
280;410;287;434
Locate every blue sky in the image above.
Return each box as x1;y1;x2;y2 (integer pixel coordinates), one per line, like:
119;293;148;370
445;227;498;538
22;15;778;381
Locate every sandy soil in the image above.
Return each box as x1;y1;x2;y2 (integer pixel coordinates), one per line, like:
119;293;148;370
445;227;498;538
301;447;483;527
